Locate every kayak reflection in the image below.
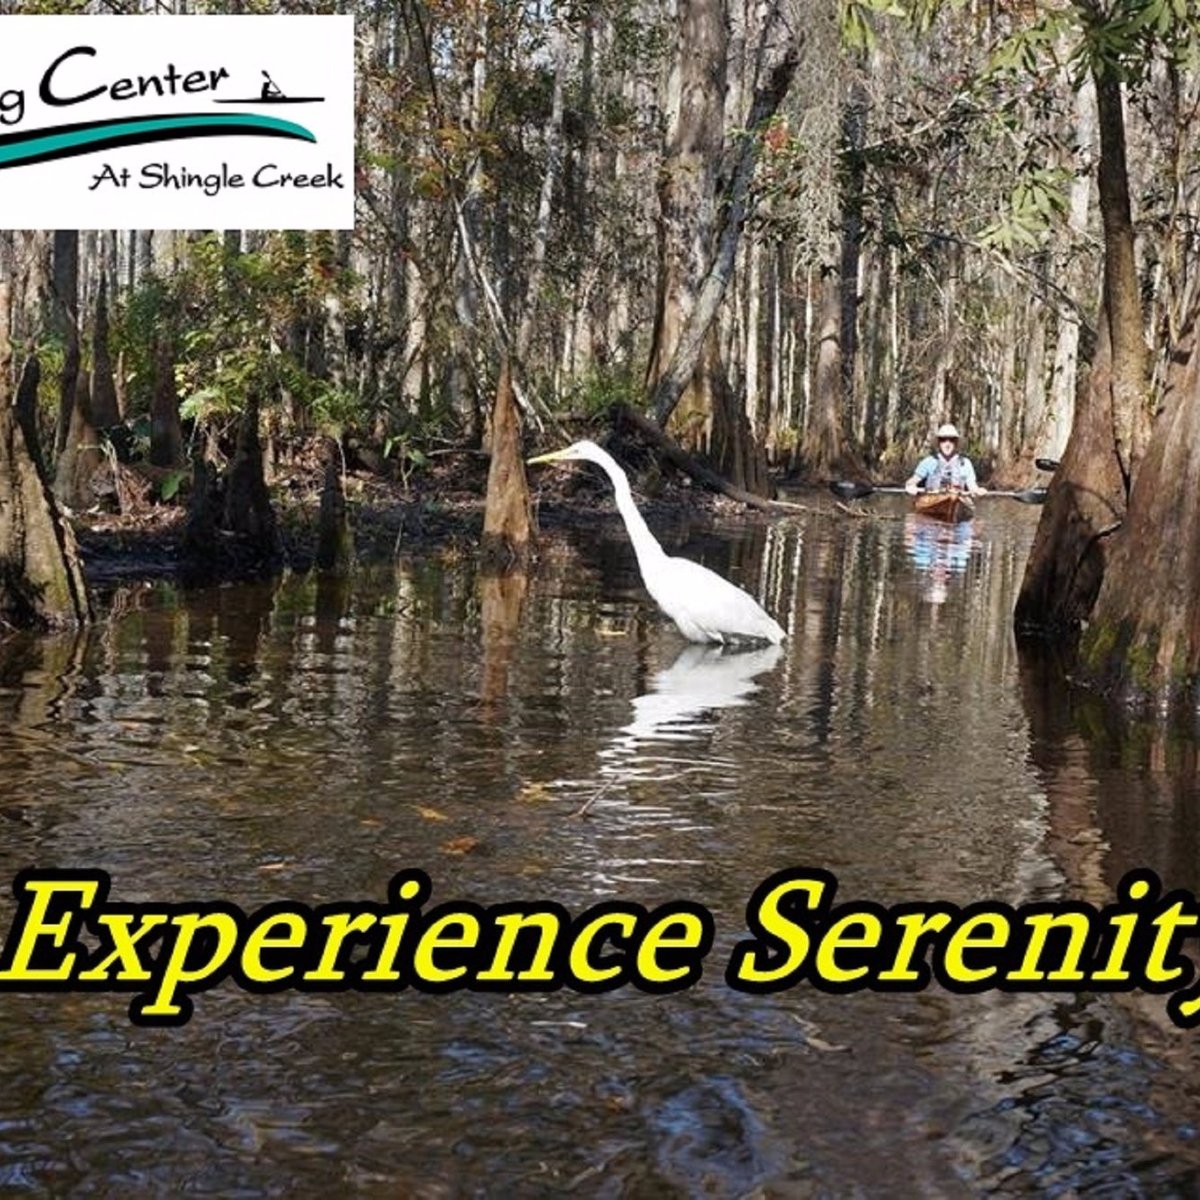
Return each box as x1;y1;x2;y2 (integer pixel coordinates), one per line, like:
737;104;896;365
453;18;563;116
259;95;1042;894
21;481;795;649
904;514;979;605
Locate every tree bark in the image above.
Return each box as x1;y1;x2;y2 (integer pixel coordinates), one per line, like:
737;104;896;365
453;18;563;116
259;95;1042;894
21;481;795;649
14;354;44;484
316;438;354;572
1094;65;1147;484
52;231;79;459
222;392;280;561
0;286;91;629
481;359;533;570
646;0;729;451
1014;63;1144;634
1042;75;1096;464
649;15;801;439
839;80;867;428
1093;69;1148;488
1014;312;1126;632
89;274;121;430
150;335;184;468
52;350;101;512
515;19;569;365
1077;311;1200;706
801;269;847;475
709;330;770;494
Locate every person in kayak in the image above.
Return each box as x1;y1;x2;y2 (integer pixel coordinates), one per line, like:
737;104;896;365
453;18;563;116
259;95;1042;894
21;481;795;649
905;423;987;496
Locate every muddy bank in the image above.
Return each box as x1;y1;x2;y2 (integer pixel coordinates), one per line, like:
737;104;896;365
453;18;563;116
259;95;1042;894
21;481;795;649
72;443;790;593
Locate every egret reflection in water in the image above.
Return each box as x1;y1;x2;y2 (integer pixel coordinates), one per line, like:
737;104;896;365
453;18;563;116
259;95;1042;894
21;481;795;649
598;641;783;785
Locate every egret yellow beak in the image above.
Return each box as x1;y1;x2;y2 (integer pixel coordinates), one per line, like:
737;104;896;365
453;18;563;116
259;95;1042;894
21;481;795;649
526;449;567;466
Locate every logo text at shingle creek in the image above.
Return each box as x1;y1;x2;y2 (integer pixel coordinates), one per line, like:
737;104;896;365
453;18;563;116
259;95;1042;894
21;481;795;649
0;16;353;230
1;868;1198;1028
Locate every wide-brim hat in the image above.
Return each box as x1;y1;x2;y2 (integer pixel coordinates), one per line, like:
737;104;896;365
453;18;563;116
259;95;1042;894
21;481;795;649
935;423;960;441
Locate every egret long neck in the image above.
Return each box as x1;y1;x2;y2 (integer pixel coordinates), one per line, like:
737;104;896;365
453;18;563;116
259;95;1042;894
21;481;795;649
610;473;666;571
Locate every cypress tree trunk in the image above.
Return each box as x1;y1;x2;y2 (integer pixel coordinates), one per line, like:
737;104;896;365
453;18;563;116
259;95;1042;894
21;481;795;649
1078;311;1200;705
52;231;79;459
52;348;101;513
149;335;184;468
646;0;728;453
0;287;91;629
800;270;861;478
316;438;354;572
647;5;800;491
89;275;121;430
481;359;533;570
1015;66;1144;634
223;392;280;561
1093;71;1149;487
14;354;44;483
1014;314;1126;632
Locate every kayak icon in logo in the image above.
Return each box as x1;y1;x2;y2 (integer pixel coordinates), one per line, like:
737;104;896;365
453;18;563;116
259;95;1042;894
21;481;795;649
210;70;326;106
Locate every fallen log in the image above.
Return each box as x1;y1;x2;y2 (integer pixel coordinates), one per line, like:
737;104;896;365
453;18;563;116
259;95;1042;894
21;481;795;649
613;403;810;514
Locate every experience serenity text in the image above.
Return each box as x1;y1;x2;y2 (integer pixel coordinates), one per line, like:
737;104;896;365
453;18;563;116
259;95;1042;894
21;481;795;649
1;868;1198;1028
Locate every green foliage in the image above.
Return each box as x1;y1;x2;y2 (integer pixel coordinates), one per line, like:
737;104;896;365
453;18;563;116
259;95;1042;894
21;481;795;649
988;10;1075;75
10;0;91;12
841;0;977;49
980;167;1072;250
986;0;1200;86
1074;0;1200;83
841;0;909;53
159;470;187;503
112;233;364;442
560;367;644;418
383;432;430;490
31;338;66;422
605;5;670;71
117;274;185;421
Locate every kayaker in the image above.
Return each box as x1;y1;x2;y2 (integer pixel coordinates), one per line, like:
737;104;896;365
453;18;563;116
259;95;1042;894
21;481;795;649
905;424;987;497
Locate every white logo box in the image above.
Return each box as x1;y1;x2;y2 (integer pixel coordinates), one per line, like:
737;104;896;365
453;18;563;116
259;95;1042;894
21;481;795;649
0;15;354;230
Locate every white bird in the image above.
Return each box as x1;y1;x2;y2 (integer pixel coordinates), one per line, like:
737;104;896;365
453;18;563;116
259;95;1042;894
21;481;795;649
527;440;786;645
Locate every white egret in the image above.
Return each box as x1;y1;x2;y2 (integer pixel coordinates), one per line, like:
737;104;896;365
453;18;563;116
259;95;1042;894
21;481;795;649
527;440;786;645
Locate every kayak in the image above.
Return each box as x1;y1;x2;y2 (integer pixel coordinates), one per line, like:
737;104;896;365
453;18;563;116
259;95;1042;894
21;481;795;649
914;490;975;524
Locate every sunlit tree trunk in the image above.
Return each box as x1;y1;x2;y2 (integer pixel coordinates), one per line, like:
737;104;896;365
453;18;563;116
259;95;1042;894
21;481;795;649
840;80;866;447
1043;76;1096;464
135;230;154;281
516;19;569;366
801;270;846;472
648;1;798;492
1079;309;1200;705
743;238;762;436
1094;71;1150;486
646;0;728;452
1015;65;1144;633
450;2;490;435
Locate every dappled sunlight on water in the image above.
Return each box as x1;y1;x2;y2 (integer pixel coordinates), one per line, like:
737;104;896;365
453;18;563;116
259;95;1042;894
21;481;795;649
2;494;1200;1193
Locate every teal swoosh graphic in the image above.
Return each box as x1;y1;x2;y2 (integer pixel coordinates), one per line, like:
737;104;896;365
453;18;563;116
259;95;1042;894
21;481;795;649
0;113;315;169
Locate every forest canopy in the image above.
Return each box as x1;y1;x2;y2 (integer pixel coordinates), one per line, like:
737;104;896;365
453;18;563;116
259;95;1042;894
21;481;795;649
1;0;1199;700
7;0;1195;478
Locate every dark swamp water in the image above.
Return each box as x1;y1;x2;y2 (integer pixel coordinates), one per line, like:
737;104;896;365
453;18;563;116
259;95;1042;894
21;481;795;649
2;492;1200;1196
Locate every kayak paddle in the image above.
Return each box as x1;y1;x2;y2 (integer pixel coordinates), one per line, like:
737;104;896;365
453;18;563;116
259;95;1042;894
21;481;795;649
829;480;1048;505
